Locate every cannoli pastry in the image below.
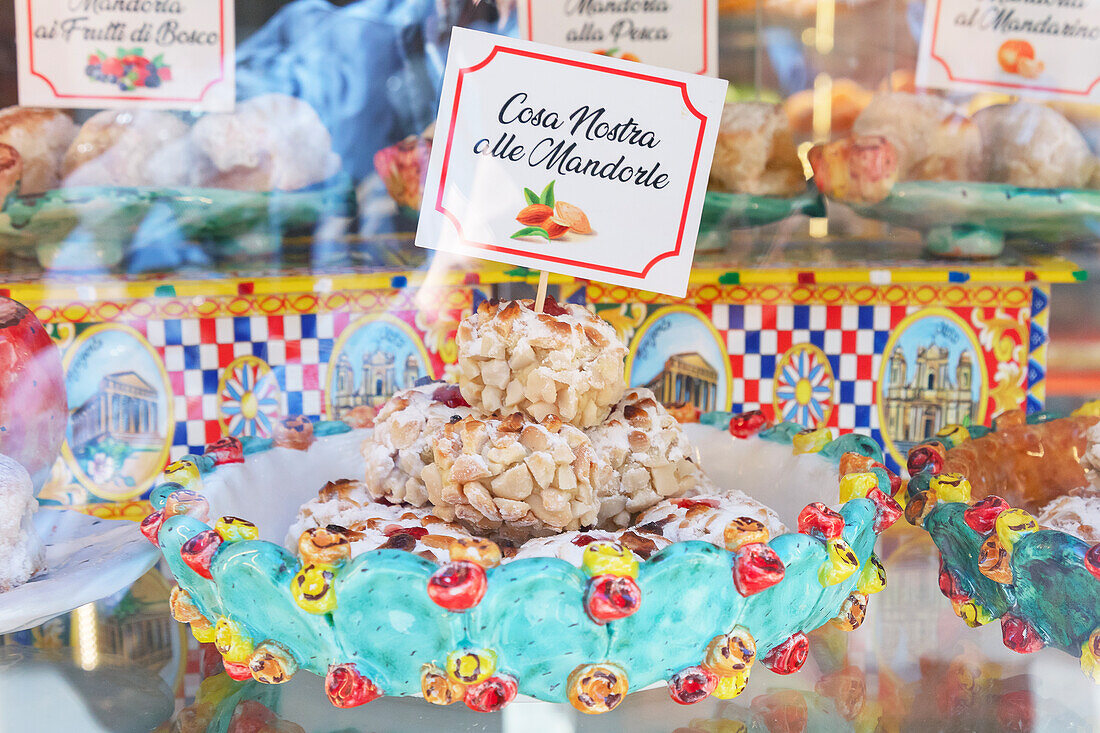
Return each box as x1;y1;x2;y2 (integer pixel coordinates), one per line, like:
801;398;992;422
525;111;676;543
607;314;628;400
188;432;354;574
634;489;786;548
972;102;1095;189
942;410;1099;512
587;388;711;527
286;478;482;563
0;453;44;592
852;93;982;182
510;528;671;565
456;298;626;428
425;412;600;533
362;382;473;506
709;102;805;197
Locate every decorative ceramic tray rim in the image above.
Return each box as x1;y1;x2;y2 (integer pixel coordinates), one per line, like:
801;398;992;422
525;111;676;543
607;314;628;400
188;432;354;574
901;414;1100;682
145;417;902;713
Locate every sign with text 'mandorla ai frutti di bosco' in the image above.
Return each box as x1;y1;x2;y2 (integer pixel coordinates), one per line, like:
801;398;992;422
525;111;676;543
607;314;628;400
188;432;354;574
916;0;1100;102
518;0;719;77
415;28;727;298
15;0;235;111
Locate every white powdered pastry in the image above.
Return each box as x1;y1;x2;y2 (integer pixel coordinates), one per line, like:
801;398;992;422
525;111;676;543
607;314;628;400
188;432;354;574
361;383;473;506
286;478;478;563
190;93;342;191
1037;421;1100;543
511;528;671;565
0;453;44;592
634;489;787;548
853;92;982;181
587;388;710;527
973;102;1095;189
425;412;600;533
456;299;627;429
1038;494;1100;544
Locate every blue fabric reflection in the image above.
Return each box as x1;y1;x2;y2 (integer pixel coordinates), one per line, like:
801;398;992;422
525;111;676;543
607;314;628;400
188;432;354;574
235;0;513;180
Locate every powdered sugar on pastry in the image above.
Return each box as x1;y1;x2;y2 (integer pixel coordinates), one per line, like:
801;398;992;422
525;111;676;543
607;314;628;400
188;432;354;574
456;299;626;428
286;478;480;563
0;454;44;592
426;412;600;533
362;383;473;506
634;490;787;548
587;387;708;527
511;528;670;565
1037;421;1100;543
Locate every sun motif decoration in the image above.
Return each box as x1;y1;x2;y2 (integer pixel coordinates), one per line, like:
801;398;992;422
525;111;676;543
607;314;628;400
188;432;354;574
218;356;282;438
773;343;835;428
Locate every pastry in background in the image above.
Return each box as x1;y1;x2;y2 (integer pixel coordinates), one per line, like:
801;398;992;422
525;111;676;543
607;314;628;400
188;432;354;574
62;110;192;187
853;92;982;181
973;102;1095;189
808;135;899;204
0;107;77;195
0;453;44;592
710;101;805;196
784;78;874;138
374;129;432;211
190;93;341;191
0;144;22;203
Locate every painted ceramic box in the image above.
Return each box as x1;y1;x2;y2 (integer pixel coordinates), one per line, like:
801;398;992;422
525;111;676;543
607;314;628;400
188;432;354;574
1;243;1082;516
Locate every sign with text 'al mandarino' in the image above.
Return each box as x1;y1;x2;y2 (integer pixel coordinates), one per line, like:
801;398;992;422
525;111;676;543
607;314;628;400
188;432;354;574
15;0;235;111
916;0;1100;102
415;28;727;298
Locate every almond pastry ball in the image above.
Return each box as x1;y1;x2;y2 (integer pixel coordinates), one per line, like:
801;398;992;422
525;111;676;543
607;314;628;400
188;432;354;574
587;388;712;527
456;299;627;429
362;382;473;506
424;412;600;533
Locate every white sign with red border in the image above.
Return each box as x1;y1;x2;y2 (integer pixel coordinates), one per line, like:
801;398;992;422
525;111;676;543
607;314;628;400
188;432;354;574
416;28;727;298
916;0;1100;102
518;0;718;76
15;0;235;111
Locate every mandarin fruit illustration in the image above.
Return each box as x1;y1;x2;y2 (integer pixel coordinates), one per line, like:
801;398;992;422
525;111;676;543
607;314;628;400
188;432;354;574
997;40;1043;79
512;181;594;241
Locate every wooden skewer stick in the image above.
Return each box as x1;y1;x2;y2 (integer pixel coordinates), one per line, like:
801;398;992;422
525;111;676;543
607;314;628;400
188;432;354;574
534;270;549;312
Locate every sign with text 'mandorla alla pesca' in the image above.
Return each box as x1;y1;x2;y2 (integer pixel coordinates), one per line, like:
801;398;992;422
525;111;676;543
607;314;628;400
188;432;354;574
518;0;719;76
415;28;727;298
916;0;1100;102
15;0;235;111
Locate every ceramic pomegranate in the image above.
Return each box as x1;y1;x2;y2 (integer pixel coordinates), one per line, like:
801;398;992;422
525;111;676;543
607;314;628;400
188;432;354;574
0;298;66;492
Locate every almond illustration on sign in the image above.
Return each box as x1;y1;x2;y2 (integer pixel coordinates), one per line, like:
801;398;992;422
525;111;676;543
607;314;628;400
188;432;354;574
511;181;593;241
997;40;1044;79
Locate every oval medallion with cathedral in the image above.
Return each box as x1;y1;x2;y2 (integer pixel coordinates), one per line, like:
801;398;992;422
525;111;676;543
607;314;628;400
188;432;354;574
325;314;435;420
876;308;989;469
625;305;733;416
48;323;174;503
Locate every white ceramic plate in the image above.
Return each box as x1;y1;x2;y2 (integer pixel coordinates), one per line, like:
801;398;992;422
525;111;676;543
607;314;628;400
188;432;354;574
0;509;159;634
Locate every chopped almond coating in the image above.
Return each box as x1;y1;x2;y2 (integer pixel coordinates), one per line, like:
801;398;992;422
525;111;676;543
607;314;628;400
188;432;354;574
456;299;627;429
586;388;710;527
361;383;473;506
427;413;601;534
